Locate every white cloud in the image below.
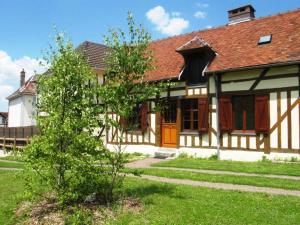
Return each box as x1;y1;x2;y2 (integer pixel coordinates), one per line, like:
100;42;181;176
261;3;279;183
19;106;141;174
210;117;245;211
171;12;181;17
146;6;189;36
0;50;47;111
196;3;209;8
206;25;212;29
194;11;207;19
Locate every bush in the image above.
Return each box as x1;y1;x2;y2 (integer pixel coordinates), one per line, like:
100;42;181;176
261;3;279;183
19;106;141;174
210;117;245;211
208;154;218;160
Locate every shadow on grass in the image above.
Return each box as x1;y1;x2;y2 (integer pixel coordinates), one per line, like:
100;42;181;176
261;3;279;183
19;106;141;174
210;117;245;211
123;180;188;205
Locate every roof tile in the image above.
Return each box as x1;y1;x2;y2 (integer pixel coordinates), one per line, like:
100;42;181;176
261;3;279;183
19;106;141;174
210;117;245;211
146;8;300;81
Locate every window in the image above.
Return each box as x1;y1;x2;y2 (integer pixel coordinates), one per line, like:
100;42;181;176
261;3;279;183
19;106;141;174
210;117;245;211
182;99;198;130
163;101;177;123
127;103;143;129
125;102;148;131
232;95;254;131
258;35;272;45
184;53;208;85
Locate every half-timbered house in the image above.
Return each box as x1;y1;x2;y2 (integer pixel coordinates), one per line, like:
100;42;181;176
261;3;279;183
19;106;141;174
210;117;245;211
106;5;300;161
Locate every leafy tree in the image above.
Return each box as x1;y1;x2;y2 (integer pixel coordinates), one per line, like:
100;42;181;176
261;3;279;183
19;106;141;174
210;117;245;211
24;34;111;206
100;12;169;196
24;13;169;207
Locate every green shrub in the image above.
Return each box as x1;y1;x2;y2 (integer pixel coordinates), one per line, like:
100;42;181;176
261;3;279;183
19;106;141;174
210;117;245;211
208;154;218;160
261;155;272;163
65;207;93;225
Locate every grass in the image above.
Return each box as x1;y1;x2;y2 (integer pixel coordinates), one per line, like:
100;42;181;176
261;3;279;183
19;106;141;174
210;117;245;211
0;161;24;169
106;178;300;225
125;168;300;191
1;170;300;224
0;155;24;162
0;171;26;225
123;152;148;163
153;158;300;176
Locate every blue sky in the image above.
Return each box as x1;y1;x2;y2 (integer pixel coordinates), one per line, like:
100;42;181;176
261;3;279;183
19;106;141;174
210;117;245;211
0;0;299;111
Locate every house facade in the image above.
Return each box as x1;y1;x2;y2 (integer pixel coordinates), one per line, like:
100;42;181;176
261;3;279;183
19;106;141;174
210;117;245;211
7;70;37;127
106;5;300;161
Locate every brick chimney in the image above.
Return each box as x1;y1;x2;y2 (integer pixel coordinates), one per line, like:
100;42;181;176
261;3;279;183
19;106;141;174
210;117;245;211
20;69;25;87
228;5;255;25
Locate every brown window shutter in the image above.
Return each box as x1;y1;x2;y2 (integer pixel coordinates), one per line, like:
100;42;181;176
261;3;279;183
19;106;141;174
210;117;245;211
198;98;209;132
219;96;232;132
140;102;148;132
255;95;269;133
119;116;127;128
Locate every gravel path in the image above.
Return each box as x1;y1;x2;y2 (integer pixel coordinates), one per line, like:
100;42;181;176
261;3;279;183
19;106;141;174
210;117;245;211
126;158;300;181
127;174;300;197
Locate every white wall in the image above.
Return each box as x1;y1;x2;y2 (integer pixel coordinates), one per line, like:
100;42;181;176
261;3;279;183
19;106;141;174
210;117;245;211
8;95;36;127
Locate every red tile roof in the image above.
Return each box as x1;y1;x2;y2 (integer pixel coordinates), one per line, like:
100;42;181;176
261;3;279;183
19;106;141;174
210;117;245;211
146;8;300;81
7;76;37;101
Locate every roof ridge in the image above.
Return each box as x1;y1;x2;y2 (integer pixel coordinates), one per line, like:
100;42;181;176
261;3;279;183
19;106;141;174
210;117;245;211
151;7;300;44
78;40;108;47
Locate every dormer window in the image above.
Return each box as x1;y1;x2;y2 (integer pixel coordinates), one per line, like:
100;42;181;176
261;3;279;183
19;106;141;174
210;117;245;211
176;36;216;86
184;53;208;85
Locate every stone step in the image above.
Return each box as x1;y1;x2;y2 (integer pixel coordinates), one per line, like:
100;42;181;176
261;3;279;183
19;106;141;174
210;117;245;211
154;148;177;159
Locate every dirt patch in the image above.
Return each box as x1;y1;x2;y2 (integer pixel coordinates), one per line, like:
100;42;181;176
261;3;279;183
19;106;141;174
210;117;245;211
16;196;142;224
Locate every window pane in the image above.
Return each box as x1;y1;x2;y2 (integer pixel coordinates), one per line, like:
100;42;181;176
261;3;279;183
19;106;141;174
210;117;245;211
233;96;243;130
184;121;191;129
164;101;177;123
246;96;255;130
182;99;198;130
193;121;198;130
233;95;255;131
193;111;198;121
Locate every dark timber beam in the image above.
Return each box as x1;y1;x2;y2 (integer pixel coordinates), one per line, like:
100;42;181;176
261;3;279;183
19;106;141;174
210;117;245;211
249;68;269;91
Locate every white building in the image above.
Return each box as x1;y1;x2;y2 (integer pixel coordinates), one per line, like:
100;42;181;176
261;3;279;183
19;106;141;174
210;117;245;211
6;70;37;127
6;41;109;128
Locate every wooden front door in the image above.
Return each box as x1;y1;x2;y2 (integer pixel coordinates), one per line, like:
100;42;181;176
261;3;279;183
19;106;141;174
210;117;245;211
162;101;177;148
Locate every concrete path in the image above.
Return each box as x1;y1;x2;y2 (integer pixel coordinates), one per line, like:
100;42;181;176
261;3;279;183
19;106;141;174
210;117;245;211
126;157;167;168
0;167;22;171
150;167;300;181
0;159;23;163
126;158;300;181
127;174;300;197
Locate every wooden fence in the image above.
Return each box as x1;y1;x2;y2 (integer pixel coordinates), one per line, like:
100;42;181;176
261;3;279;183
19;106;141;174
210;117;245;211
0;126;39;149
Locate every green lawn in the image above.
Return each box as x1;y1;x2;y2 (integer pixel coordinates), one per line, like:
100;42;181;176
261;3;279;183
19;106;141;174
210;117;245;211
106;178;300;225
0;155;24;162
0;171;26;225
1;170;300;225
125;168;300;191
0;161;24;169
153;158;300;176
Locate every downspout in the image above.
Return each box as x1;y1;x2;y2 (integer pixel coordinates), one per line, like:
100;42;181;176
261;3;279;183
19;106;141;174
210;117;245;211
214;73;221;160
